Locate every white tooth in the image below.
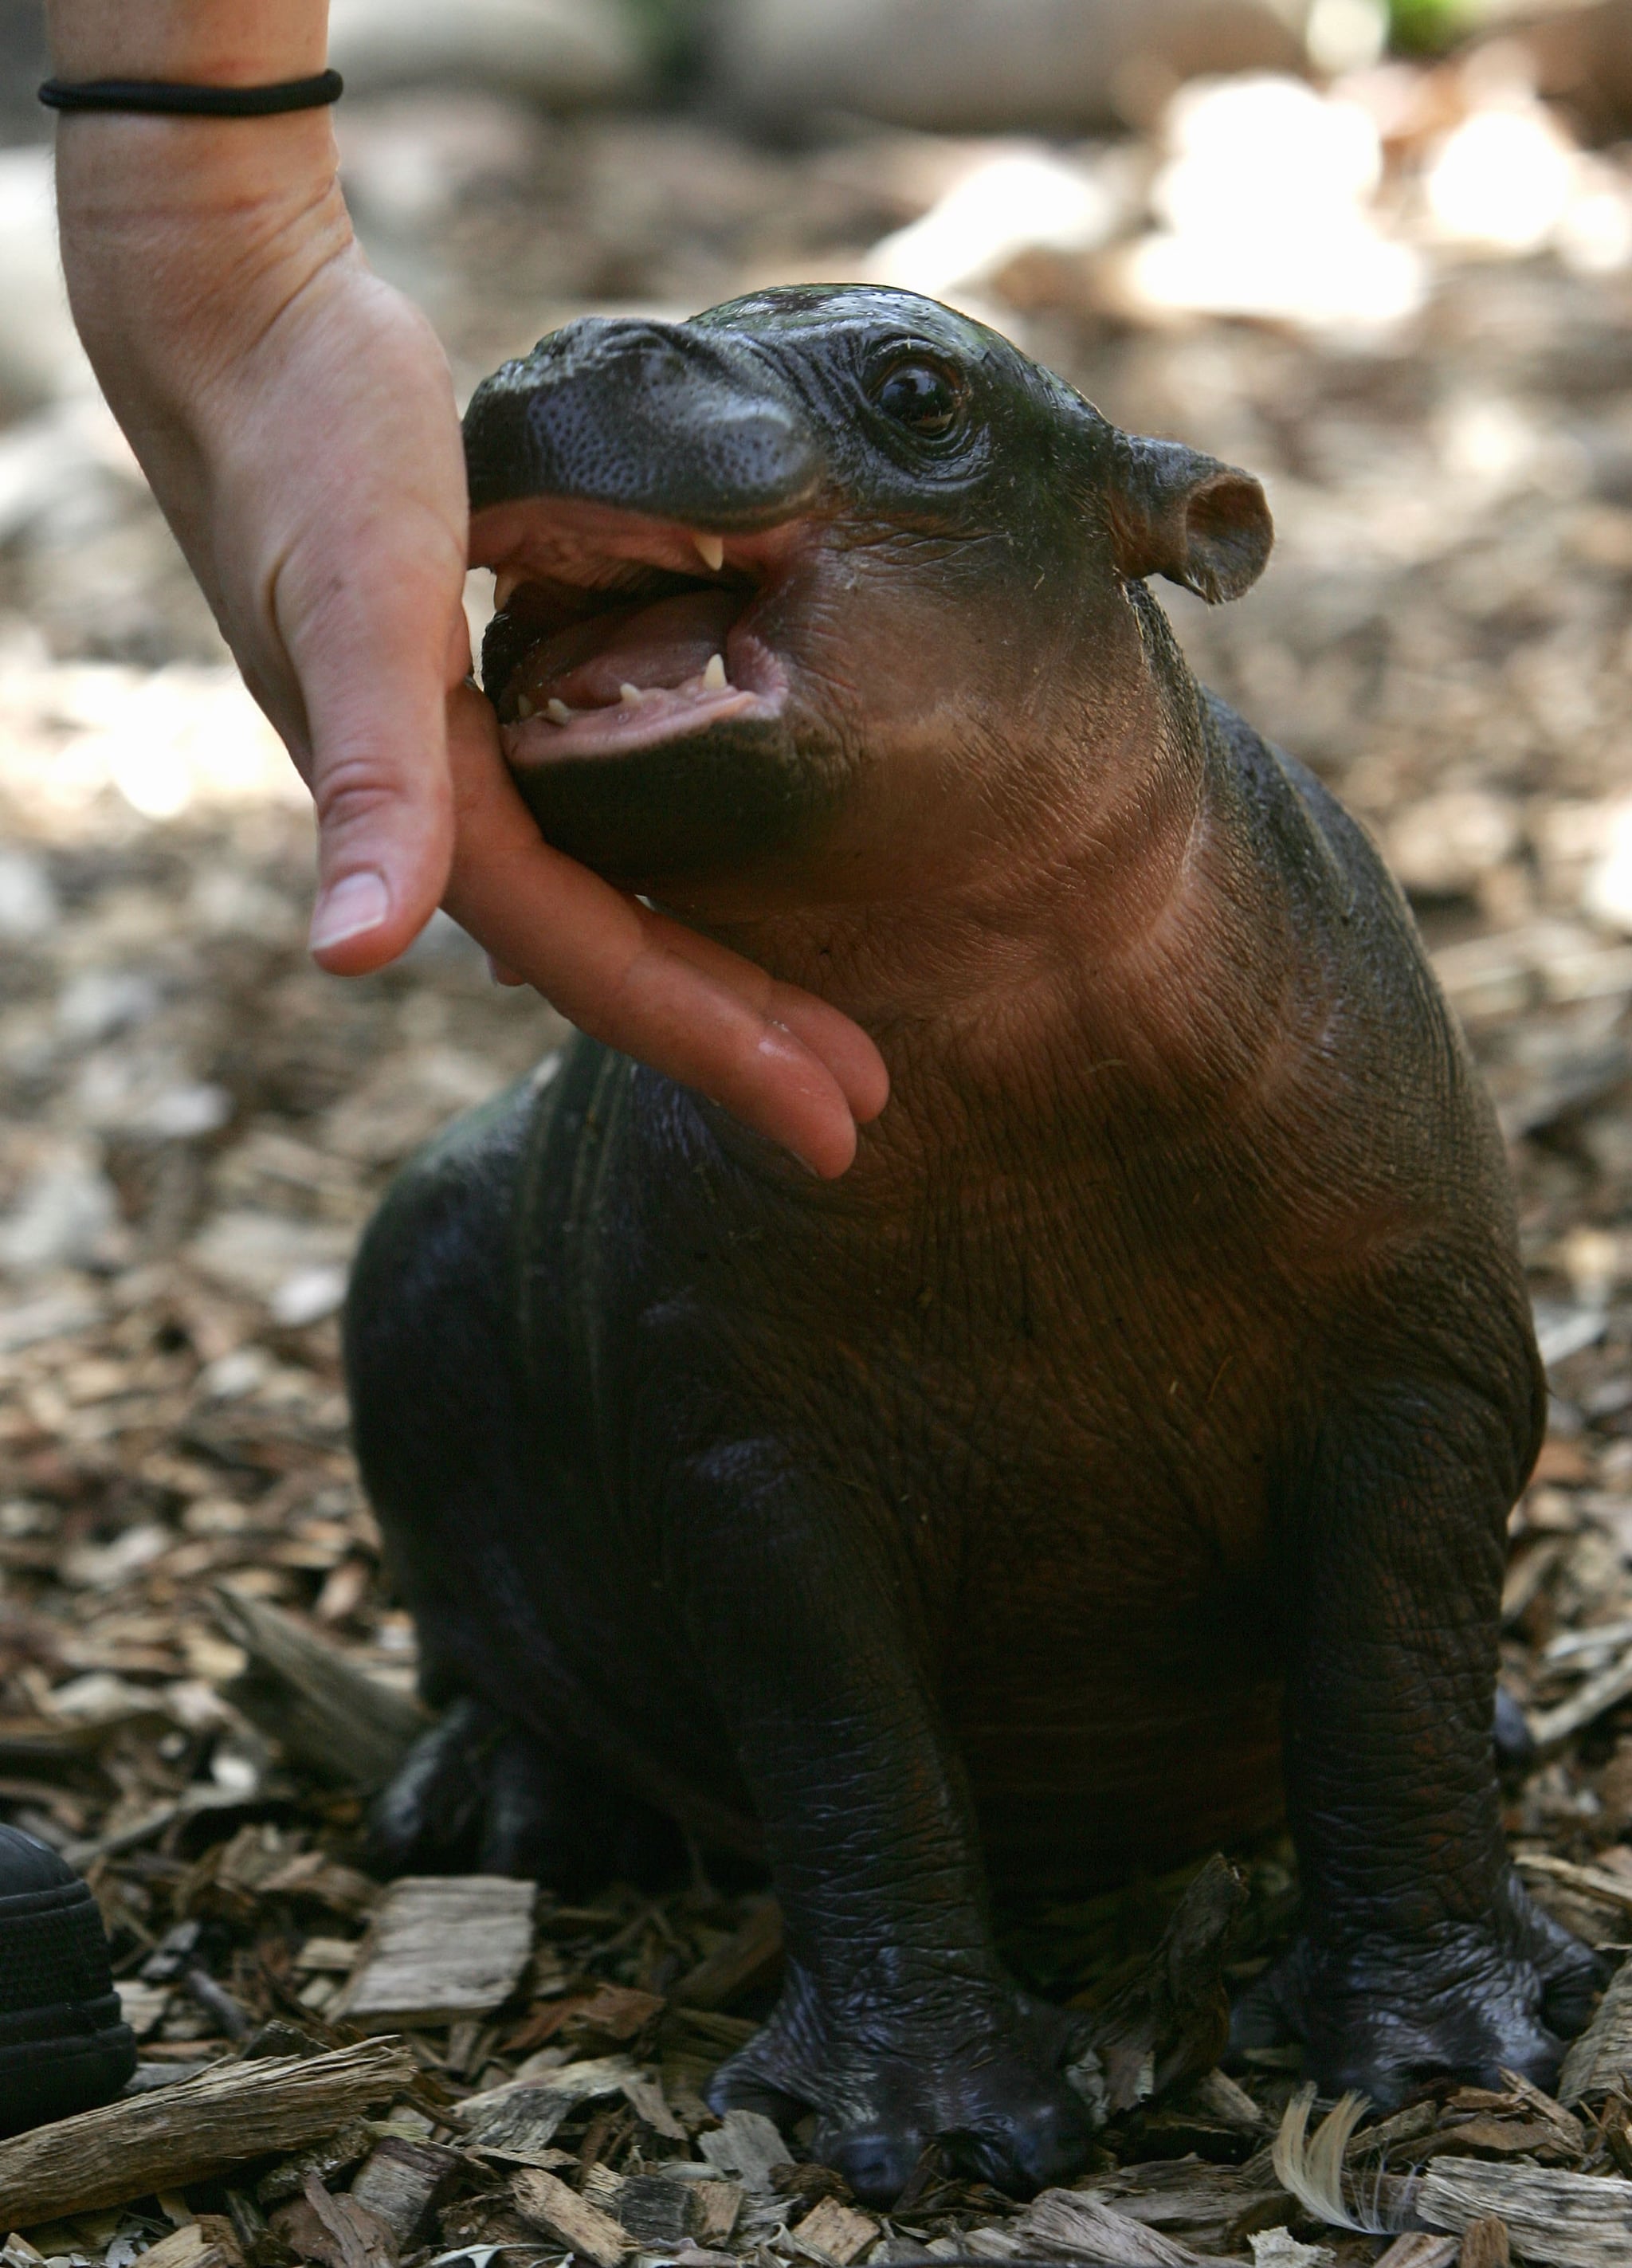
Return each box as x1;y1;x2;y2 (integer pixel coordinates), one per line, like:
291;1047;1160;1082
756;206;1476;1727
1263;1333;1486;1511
692;532;725;572
494;569;522;610
702;653;728;691
514;693;536;719
619;682;645;706
546;698;572;725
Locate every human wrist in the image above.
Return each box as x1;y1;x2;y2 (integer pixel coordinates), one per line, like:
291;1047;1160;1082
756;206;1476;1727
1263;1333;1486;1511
45;1;328;85
53;110;349;324
53;103;343;238
52;111;355;472
46;0;343;292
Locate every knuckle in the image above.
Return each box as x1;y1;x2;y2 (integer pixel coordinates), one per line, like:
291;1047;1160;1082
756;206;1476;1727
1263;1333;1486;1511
315;744;449;834
312;747;418;834
312;751;392;823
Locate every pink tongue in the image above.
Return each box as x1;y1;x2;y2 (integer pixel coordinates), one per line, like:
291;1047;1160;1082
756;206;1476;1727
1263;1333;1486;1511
517;591;739;708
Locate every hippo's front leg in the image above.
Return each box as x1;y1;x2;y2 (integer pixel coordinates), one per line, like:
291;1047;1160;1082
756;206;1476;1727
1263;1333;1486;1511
1236;1372;1600;2099
671;1446;1092;2203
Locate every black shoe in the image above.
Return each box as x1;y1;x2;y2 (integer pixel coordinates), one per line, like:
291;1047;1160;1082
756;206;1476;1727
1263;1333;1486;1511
0;1827;135;2135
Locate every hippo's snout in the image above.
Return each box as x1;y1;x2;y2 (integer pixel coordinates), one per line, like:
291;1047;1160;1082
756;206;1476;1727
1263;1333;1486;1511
464;314;835;888
465;318;825;528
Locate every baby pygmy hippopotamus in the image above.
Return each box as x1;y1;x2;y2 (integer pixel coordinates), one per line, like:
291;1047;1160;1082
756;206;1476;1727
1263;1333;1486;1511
345;285;1596;2202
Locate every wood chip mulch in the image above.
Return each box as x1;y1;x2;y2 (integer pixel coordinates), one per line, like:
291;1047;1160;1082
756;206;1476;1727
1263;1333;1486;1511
2;79;1632;2268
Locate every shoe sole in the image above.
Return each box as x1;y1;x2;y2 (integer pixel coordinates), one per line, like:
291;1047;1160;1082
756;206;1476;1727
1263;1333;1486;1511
0;1876;135;2134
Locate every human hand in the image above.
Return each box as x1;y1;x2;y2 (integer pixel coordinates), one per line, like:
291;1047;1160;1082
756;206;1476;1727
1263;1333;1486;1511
48;69;886;1171
441;677;889;1167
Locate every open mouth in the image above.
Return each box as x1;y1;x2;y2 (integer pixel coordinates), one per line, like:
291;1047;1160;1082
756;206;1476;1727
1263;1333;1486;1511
474;496;802;767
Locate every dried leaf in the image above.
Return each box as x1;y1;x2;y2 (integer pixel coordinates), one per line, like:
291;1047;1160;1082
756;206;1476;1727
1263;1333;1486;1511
1271;2086;1398;2236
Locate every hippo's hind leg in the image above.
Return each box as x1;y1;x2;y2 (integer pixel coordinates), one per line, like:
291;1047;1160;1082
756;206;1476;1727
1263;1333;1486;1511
1234;1360;1600;2101
368;1694;680;1891
344;1074;681;1893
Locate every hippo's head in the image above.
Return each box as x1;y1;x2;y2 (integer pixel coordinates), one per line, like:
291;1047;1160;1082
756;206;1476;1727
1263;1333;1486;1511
467;285;1272;909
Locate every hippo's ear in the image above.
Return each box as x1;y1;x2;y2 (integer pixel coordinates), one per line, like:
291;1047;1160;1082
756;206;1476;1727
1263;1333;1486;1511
1105;435;1272;605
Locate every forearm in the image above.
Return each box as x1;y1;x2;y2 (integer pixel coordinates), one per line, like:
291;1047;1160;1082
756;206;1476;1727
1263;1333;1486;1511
45;2;327;84
46;0;343;327
46;2;354;544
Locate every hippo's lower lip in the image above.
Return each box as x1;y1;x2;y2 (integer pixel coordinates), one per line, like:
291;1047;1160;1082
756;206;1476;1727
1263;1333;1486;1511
473;496;801;767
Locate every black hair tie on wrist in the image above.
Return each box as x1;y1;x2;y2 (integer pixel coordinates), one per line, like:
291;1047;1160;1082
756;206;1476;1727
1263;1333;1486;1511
38;69;343;117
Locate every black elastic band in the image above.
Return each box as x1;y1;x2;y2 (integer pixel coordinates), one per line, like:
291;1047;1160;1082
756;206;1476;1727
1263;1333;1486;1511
39;69;343;118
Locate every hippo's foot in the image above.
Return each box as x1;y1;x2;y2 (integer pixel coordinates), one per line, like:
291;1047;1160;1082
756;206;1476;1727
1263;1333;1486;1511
1230;1870;1603;2104
708;1963;1096;2204
367;1696;684;1893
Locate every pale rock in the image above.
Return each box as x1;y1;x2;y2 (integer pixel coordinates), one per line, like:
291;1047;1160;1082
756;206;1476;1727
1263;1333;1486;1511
0;1285;100;1354
62;1524;171;1591
868;147;1122;302
328;0;643;104
186;1209;357;1309
1585;797;1632;934
1119;74;1424;331
269;1265;349;1329
41;1670;160;1723
0;850;57;941
0;1148;118;1273
712;0;1307;132
0;149;93;411
57;971;163;1046
1387;789;1520;899
321;1046;510;1166
339;93;547;232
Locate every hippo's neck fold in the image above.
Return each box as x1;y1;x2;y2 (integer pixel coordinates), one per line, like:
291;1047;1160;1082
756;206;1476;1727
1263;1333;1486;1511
673;681;1284;1148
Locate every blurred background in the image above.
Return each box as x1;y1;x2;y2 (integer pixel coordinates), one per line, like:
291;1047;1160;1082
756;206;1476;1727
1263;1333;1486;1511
4;0;1632;2046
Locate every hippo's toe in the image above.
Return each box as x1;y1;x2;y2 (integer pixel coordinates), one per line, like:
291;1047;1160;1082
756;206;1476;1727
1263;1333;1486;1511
810;2074;1091;2206
711;1973;1096;2203
954;2086;1098;2196
821;2124;929;2207
1230;1869;1604;2106
812;2068;1093;2206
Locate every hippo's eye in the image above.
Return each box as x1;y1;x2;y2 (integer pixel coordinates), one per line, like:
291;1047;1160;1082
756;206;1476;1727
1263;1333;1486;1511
870;359;963;438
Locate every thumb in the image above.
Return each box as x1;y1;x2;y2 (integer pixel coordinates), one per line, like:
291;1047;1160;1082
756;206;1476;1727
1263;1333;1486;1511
287;555;466;975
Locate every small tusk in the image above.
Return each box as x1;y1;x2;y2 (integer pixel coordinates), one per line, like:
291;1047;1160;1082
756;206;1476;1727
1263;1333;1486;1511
702;653;728;692
545;698;572;725
494;569;522;610
619;682;646;706
692;532;725;573
514;693;536;720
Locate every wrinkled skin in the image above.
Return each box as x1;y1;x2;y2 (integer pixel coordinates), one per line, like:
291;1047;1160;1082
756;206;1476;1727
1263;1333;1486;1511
346;287;1598;2203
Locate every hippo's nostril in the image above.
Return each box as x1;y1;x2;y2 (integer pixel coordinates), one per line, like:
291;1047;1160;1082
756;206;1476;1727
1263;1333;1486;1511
464;318;824;528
